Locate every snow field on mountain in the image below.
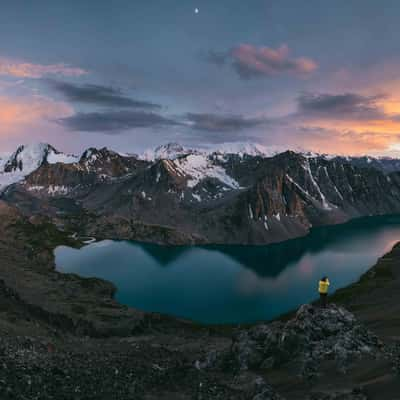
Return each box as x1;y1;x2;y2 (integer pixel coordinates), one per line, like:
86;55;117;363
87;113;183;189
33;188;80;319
173;153;241;189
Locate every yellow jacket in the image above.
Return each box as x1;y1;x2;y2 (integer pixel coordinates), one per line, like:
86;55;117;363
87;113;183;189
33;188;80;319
318;279;330;294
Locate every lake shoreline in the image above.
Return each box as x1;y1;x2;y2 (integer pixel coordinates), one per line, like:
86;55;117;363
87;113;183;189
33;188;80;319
55;213;400;325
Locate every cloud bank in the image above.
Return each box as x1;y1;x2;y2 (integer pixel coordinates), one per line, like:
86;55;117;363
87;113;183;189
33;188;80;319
185;112;266;131
207;44;317;80
47;80;161;109
58;110;179;133
296;92;387;120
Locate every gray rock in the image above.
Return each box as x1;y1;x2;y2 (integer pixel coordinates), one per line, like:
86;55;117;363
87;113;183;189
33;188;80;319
230;304;383;378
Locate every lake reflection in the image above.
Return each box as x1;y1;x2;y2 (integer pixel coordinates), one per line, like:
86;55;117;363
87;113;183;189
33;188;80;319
55;215;400;324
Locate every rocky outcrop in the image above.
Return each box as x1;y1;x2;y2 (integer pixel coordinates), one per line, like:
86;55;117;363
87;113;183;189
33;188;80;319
228;305;383;378
191;303;398;399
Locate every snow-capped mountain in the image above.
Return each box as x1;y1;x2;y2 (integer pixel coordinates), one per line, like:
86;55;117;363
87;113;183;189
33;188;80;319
161;152;242;190
0;154;9;172
2;141;400;195
209;142;288;158
3;141;400;245
0;143;78;192
140;143;192;161
141;142;289;161
4;143;78;174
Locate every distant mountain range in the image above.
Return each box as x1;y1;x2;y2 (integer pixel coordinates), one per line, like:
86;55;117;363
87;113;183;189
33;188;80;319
2;142;400;244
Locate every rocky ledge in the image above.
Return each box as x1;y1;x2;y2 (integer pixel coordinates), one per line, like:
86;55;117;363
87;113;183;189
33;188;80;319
195;304;400;399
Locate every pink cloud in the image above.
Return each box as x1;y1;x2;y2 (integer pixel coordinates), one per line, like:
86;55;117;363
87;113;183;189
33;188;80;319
230;44;317;79
0;94;75;152
0;57;87;78
0;95;73;132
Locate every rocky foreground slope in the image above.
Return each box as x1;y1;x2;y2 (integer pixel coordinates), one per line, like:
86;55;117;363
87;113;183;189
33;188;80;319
3;142;400;245
0;202;399;399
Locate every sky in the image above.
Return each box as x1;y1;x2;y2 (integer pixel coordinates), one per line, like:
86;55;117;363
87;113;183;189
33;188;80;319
2;0;400;156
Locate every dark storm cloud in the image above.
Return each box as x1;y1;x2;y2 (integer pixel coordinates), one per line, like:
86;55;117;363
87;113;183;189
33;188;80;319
297;92;387;120
58;110;179;133
207;44;317;80
185;112;266;132
47;80;161;109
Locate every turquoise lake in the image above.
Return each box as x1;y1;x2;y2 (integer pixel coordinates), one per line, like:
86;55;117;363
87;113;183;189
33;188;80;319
55;215;400;324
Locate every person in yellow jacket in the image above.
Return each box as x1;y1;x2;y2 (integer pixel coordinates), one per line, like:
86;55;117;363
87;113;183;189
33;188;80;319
318;276;330;308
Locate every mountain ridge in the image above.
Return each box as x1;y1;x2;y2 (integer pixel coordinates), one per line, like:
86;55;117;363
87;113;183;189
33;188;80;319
3;141;400;245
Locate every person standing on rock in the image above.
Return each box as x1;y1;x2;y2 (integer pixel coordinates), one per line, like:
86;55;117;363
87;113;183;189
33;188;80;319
318;276;330;308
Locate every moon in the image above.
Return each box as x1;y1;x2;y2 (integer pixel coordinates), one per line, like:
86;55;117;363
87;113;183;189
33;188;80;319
194;8;199;14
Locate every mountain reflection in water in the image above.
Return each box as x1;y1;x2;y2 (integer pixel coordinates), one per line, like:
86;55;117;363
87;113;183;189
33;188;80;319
55;215;400;324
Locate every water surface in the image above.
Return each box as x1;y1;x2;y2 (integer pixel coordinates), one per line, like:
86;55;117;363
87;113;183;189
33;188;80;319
55;215;400;324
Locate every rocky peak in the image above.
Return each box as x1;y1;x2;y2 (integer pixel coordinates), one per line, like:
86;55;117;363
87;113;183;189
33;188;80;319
80;147;111;163
141;142;194;161
152;159;189;190
79;146;146;178
4;143;55;173
3;143;78;174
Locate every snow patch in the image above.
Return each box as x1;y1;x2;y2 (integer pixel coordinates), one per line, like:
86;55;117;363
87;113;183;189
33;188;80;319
248;204;254;220
47;152;78;165
192;193;202;202
5;143;49;174
303;160;332;210
48;185;70;195
286;174;311;197
27;184;71;195
333;184;344;201
173;154;241;189
141;143;191;161
210;142;288;158
0;172;25;192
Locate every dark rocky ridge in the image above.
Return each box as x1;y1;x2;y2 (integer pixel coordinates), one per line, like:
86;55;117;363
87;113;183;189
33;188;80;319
0;201;399;398
332;155;400;174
